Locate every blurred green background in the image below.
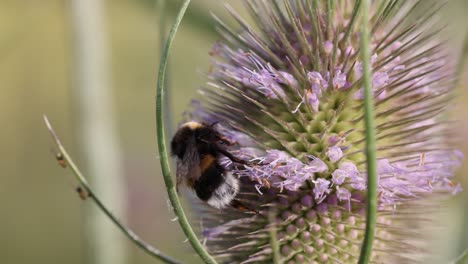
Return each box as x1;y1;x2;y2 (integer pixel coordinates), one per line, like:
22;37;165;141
0;1;467;264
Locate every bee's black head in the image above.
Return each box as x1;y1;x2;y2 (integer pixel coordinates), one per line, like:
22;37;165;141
171;121;222;159
171;123;196;158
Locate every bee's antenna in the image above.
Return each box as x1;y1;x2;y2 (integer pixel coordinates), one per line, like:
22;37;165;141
209;121;219;127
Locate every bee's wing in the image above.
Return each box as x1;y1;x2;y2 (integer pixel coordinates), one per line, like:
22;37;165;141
176;136;201;191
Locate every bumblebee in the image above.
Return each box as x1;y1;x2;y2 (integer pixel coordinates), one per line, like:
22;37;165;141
171;121;255;212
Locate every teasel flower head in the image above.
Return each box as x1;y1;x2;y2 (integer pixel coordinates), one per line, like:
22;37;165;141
185;1;463;263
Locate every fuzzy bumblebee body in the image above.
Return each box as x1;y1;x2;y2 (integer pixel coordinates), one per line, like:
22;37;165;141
171;121;247;210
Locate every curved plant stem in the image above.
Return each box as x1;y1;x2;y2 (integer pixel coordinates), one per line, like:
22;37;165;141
454;247;468;264
155;0;217;263
158;0;167;51
165;1;217;37
43;116;181;264
358;0;378;264
157;0;174;138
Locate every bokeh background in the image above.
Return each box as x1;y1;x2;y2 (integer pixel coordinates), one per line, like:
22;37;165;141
1;1;467;263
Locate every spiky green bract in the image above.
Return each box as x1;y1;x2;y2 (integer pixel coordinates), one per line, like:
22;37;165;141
187;1;463;263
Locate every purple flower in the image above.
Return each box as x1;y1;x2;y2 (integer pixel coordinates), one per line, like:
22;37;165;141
307;71;326;95
185;1;463;263
332;70;347;89
331;169;348;185
339;161;359;177
305;90;319;112
326;146;343;162
323;40;333;54
336;186;352;209
312;178;331;204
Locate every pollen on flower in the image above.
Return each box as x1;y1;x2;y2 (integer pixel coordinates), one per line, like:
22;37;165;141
186;0;463;263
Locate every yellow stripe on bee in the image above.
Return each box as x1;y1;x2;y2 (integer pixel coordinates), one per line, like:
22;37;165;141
200;155;216;172
182;121;203;130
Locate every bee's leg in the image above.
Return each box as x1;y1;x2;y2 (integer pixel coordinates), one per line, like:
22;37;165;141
176;176;182;193
218;136;236;146
218;148;271;166
217;148;254;165
230;199;258;214
262;178;271;189
209;121;219;127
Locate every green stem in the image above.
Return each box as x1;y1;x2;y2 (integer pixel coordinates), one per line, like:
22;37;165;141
166;1;217;37
157;0;174;138
43;116;181;264
454;247;468;264
358;0;378;264
158;0;166;52
155;1;217;263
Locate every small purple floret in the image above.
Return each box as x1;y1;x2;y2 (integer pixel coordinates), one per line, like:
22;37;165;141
312;178;331;204
326;146;343;162
331;169;348;185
